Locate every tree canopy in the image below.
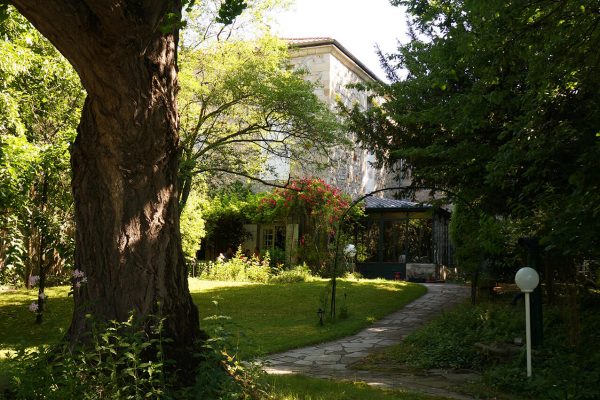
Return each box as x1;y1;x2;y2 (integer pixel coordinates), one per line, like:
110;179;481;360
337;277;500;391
0;7;83;288
346;0;600;263
177;3;343;210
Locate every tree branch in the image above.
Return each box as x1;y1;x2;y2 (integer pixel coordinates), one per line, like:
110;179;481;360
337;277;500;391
194;167;297;191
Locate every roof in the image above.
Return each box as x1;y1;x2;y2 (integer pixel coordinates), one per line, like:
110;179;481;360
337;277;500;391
365;197;431;211
285;37;382;83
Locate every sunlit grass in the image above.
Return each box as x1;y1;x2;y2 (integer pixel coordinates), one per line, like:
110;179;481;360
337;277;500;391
192;279;426;358
0;279;425;359
0;279;426;390
265;375;447;400
187;278;257;292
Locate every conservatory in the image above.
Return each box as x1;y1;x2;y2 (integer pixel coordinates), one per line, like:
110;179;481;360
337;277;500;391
356;197;452;281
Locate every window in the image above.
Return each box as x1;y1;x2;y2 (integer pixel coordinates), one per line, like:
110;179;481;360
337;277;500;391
383;220;407;263
361;220;380;262
261;225;286;251
263;228;274;249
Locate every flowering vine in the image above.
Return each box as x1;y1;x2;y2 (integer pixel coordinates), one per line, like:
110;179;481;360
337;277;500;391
256;178;356;233
254;178;363;274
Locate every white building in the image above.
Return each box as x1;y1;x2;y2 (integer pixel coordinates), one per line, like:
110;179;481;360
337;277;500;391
261;37;396;198
246;38;452;279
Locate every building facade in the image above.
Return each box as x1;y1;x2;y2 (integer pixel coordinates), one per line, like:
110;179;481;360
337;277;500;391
261;37;399;197
244;38;452;279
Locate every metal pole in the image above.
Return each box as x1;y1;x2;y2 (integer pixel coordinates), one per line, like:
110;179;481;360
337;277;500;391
525;292;532;378
520;237;543;346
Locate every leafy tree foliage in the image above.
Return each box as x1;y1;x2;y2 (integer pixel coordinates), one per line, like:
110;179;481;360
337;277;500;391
178;2;344;210
179;180;207;262
200;182;258;258
0;8;83;287
346;0;600;269
183;0;284;43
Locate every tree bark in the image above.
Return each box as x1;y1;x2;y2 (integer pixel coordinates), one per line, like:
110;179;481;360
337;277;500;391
9;1;201;355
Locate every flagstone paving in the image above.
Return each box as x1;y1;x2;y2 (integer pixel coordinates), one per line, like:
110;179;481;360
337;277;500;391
263;283;474;399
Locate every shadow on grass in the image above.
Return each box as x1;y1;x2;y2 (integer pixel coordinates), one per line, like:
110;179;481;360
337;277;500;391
191;280;426;359
265;374;447;400
0;280;425;358
0;287;72;350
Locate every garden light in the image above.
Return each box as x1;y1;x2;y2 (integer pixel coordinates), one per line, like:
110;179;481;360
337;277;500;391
515;267;540;377
515;267;539;293
344;243;357;258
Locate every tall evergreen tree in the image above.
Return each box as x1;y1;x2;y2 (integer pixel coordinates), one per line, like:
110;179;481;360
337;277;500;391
345;0;600;265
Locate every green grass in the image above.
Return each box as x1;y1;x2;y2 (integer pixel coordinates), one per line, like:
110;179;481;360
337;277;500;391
0;279;426;390
265;374;446;400
0;279;424;356
355;290;600;400
191;278;426;358
0;286;73;351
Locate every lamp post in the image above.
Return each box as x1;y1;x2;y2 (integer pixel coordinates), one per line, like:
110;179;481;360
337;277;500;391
515;267;540;378
344;243;357;272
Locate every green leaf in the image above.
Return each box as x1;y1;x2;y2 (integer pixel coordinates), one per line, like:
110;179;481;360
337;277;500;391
216;0;247;25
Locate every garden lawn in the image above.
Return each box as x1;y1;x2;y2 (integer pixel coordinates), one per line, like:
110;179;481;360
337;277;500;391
0;286;73;351
190;278;426;358
265;375;447;400
0;279;425;388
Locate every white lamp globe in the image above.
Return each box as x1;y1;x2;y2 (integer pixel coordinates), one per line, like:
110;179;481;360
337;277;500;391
515;267;540;293
344;243;357;258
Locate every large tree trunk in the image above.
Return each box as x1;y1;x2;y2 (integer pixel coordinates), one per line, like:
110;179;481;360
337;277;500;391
9;1;201;354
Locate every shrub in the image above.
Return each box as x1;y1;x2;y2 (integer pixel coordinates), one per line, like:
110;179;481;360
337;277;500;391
386;292;600;400
197;249;319;284
201;183;258;258
393;302;523;370
6;312;268;400
198;248;271;283
187;310;269;400
269;264;315;283
8;314;170;399
342;271;363;281
261;247;285;269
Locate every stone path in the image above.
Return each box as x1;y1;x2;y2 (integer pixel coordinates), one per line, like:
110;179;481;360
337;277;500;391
263;283;474;399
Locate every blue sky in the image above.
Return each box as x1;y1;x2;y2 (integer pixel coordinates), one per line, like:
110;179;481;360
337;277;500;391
272;0;409;81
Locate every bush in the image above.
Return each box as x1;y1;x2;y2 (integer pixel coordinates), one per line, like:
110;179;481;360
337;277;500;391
186;311;269;400
388;300;526;370
388;291;600;400
269;264;315;283
480;297;600;400
342;271;363;281
8;314;170;399
6;313;268;400
197;249;319;284
198;248;271;283
261;247;285;269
